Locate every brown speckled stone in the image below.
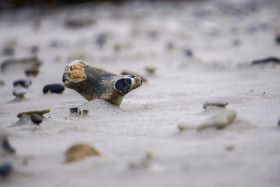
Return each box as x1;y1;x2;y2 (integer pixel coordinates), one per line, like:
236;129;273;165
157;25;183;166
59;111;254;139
62;60;143;106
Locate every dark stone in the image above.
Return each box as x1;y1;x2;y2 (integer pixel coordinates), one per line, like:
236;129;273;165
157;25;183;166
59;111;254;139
30;114;43;125
70;107;79;114
276;35;280;45
30;45;39;54
148;30;158;39
70;107;88;116
184;49;193;58
278;118;280;126
2;47;14;56
251;57;280;65
82;110;89;115
203;101;229;109
2;137;16;154
43;84;65;94
13;79;32;88
233;39;241;47
25;68;39;77
49;40;62;48
95;33;108;48
114;78;132;94
166;41;175;50
65;18;93;29
0;162;13;178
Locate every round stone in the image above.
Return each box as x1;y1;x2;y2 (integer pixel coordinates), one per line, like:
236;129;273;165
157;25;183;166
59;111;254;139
30;114;43;125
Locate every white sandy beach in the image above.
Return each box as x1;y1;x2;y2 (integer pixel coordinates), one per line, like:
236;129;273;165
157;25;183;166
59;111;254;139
0;0;280;186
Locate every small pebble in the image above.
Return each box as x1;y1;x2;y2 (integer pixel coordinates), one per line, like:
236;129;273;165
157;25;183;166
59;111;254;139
65;143;100;163
13;79;32;88
275;34;280;45
251;57;280;65
43;84;65;94
166;41;175;50
70;107;89;116
13;87;27;97
0;80;4;86
30;114;43;125
0;162;13;177
226;145;235;151
65;18;93;29
95;33;108;48
1;137;16;154
129;151;153;170
145;66;156;75
278;118;280;126
203;101;228;109
30;45;39;54
233;39;241;47
184;49;193;58
70;107;79;114
114;43;122;53
82;110;89;115
25;68;39;77
2;47;14;56
148;30;158;39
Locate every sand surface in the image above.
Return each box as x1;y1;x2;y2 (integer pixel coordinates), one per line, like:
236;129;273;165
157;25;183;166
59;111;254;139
0;0;280;186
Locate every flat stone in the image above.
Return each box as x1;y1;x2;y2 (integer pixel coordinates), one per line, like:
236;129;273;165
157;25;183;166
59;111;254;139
65;143;100;163
178;123;197;132
197;110;237;131
203;101;228;109
1;56;42;73
17;109;50;118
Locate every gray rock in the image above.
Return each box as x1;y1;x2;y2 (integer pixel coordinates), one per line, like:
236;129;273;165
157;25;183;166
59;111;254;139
197;110;237;131
12;87;27;97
